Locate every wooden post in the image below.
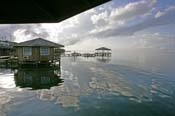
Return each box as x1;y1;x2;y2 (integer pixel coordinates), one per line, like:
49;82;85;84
59;58;61;68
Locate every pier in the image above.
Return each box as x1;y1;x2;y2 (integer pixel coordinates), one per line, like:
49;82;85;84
62;47;112;58
0;56;19;68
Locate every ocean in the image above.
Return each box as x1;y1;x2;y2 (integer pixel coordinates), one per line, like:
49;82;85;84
0;49;175;116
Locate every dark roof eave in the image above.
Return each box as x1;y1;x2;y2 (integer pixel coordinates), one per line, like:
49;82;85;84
95;47;111;50
0;0;110;24
14;38;64;47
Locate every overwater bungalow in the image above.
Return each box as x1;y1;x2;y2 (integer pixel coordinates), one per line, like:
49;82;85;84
95;47;111;57
14;38;64;65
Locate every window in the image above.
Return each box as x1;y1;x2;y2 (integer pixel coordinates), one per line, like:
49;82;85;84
23;47;32;56
40;47;49;55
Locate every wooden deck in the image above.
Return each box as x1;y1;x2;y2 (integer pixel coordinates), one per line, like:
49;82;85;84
0;56;11;59
0;56;19;68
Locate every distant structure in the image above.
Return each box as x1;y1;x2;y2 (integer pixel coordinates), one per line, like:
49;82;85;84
82;53;95;57
0;40;16;56
63;51;72;57
95;47;111;57
14;38;64;65
71;51;81;57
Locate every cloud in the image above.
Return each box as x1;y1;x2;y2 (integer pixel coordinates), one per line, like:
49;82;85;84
0;15;79;43
155;6;175;18
89;0;157;37
61;1;175;48
13;24;49;42
91;11;108;25
90;0;156;26
110;0;156;21
0;24;49;42
92;5;175;38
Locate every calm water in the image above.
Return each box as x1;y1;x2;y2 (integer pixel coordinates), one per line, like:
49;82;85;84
0;50;175;116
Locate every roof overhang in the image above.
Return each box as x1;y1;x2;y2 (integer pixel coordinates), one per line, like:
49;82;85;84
96;47;111;50
0;0;110;24
14;38;64;47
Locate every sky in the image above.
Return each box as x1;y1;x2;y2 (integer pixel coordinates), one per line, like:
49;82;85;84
0;0;175;52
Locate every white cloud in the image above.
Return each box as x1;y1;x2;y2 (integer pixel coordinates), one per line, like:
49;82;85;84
91;11;108;25
155;11;164;18
13;29;32;42
41;15;79;34
110;0;156;21
155;6;175;18
91;2;175;38
83;8;97;15
89;0;157;36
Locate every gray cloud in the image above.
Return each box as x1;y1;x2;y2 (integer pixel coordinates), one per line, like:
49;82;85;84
22;24;49;38
0;24;49;41
92;6;175;38
110;0;156;21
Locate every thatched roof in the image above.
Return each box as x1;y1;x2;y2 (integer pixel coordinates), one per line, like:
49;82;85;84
96;47;111;51
0;0;110;24
14;38;64;47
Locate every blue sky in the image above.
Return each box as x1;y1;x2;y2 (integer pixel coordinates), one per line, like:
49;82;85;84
0;0;175;51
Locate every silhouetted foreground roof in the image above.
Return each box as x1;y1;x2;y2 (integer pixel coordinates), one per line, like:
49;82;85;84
14;38;64;47
96;47;111;50
0;0;110;24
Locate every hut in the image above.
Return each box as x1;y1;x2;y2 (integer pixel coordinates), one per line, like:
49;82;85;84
95;47;111;57
14;38;64;65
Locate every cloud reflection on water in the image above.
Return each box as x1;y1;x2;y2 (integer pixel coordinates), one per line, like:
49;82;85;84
36;57;174;109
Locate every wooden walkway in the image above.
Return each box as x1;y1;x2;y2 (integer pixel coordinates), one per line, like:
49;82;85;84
0;56;19;68
0;56;10;59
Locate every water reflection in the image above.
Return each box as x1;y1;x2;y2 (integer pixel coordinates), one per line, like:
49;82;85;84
14;67;63;90
0;69;15;89
96;56;111;63
37;69;81;108
1;53;175;116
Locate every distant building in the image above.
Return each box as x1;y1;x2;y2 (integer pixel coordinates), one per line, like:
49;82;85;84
0;40;16;56
71;51;81;57
14;38;64;64
95;47;111;57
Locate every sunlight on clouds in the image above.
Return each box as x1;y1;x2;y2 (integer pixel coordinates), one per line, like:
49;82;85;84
155;6;175;18
41;15;79;33
83;8;97;15
89;0;157;37
13;29;33;42
91;11;108;25
110;0;156;21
